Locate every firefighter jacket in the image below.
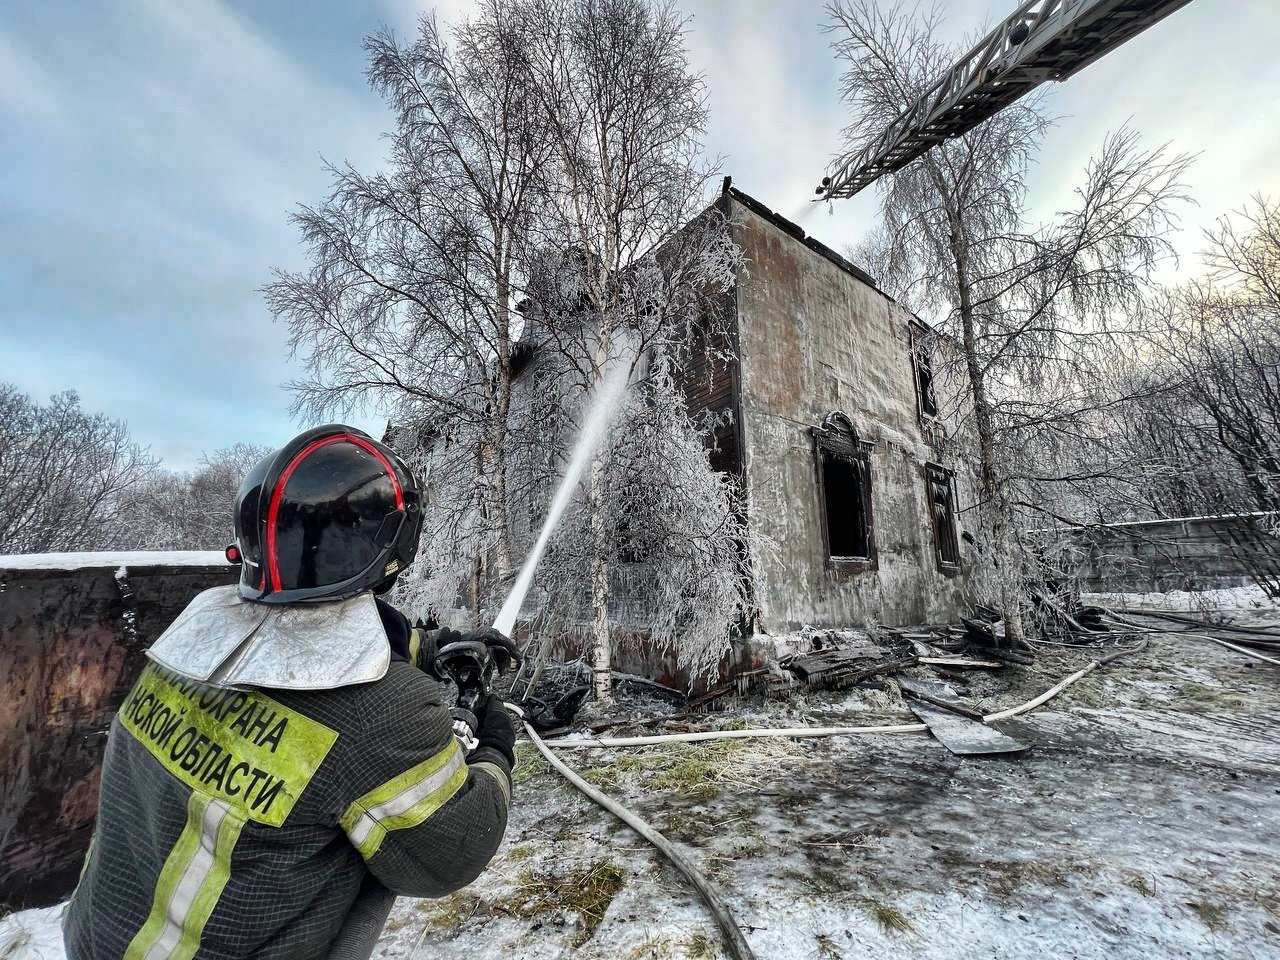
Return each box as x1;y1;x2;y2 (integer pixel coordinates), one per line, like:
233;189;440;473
63;601;513;960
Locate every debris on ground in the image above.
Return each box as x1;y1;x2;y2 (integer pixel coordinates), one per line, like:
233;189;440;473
898;677;1029;756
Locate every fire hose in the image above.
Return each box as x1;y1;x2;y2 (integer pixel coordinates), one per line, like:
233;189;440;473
506;701;759;960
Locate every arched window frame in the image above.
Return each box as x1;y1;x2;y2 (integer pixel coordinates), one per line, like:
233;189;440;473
811;412;878;569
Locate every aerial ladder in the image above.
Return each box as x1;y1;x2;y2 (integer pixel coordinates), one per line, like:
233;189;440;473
816;0;1197;200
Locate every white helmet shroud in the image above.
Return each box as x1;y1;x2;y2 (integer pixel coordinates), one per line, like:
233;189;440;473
145;585;391;691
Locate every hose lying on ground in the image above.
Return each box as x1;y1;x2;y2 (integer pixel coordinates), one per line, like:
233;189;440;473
1109;607;1280;652
507;703;758;960
553;638;1149;749
551;722;930;749
1110;606;1280;640
1196;635;1280;666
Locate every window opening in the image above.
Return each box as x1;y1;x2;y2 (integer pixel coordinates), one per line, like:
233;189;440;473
926;463;960;567
814;413;875;562
911;322;938;419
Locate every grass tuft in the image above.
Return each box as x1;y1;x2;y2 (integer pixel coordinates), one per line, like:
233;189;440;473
863;898;915;935
1188;900;1230;932
504;842;537;862
509;859;627;945
415;891;488;933
685;930;717;958
1126;874;1155;897
815;932;844;957
513;742;551;786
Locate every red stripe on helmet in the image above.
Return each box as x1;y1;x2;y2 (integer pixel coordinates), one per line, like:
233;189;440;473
264;433;405;593
345;435;405;510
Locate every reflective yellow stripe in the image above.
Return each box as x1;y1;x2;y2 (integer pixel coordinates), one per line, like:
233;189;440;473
125;794;208;960
171;802;244;960
124;793;245;960
472;761;512;807
408;629;423;669
340;738;467;859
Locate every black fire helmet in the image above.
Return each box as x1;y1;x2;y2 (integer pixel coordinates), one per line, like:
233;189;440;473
229;425;423;604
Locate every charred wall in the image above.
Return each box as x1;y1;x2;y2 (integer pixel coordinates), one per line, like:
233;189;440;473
672;285;743;476
0;558;234;913
728;195;972;632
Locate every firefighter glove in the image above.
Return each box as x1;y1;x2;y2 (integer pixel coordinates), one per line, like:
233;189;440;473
475;693;517;768
463;627;521;675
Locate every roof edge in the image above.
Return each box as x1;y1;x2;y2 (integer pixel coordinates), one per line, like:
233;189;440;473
722;180;880;290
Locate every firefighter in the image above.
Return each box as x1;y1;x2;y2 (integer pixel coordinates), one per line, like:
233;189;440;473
64;425;519;960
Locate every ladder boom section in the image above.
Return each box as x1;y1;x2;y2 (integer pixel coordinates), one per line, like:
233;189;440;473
819;0;1195;200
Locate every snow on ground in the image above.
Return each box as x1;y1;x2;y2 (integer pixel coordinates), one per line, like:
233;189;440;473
379;635;1280;959
0;551;228;571
0;903;64;959
5;630;1279;959
1085;582;1280;614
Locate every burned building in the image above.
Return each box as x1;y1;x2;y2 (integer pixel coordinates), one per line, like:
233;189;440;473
455;179;973;642
680;180;972;633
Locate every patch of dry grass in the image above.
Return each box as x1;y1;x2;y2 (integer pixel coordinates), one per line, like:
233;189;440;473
503;842;537;862
1126;874;1155;897
1188;900;1230;932
414;891;489;934
576;738;807;804
862;898;915;934
513;742;551;786
815;932;844;957
508;858;627;945
685;930;717;958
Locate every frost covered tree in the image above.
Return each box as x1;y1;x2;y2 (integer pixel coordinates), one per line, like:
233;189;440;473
265;1;554;611
0;385;155;553
515;0;749;698
118;443;272;550
1105;198;1280;593
827;0;1191;637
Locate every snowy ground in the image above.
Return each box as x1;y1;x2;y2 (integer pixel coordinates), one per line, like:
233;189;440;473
0;550;228;570
5;618;1279;958
370;634;1280;960
1085;583;1280;616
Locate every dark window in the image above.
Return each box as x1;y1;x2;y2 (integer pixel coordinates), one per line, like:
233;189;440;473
814;414;875;563
926;463;960;568
911;323;938;419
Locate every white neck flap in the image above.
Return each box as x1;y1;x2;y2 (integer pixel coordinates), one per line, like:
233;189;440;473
145;585;391;691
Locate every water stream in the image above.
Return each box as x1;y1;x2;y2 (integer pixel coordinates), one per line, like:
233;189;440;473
492;354;633;636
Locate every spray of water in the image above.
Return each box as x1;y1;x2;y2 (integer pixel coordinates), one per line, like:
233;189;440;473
492;353;633;636
788;199;825;225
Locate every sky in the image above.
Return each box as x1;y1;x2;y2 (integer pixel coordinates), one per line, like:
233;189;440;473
2;0;1277;469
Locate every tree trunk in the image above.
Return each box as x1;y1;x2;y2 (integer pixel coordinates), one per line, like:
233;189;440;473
940;187;1025;643
589;327;614;704
589;452;612;704
492;244;514;582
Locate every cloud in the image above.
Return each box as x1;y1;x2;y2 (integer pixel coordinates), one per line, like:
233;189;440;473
0;28;64;122
378;0;478;36
0;0;392;467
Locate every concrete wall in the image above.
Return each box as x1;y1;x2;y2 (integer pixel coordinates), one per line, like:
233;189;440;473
0;556;234;912
1059;514;1278;592
730;197;971;632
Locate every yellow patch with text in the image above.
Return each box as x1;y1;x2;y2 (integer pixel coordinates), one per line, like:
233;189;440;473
118;663;338;826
